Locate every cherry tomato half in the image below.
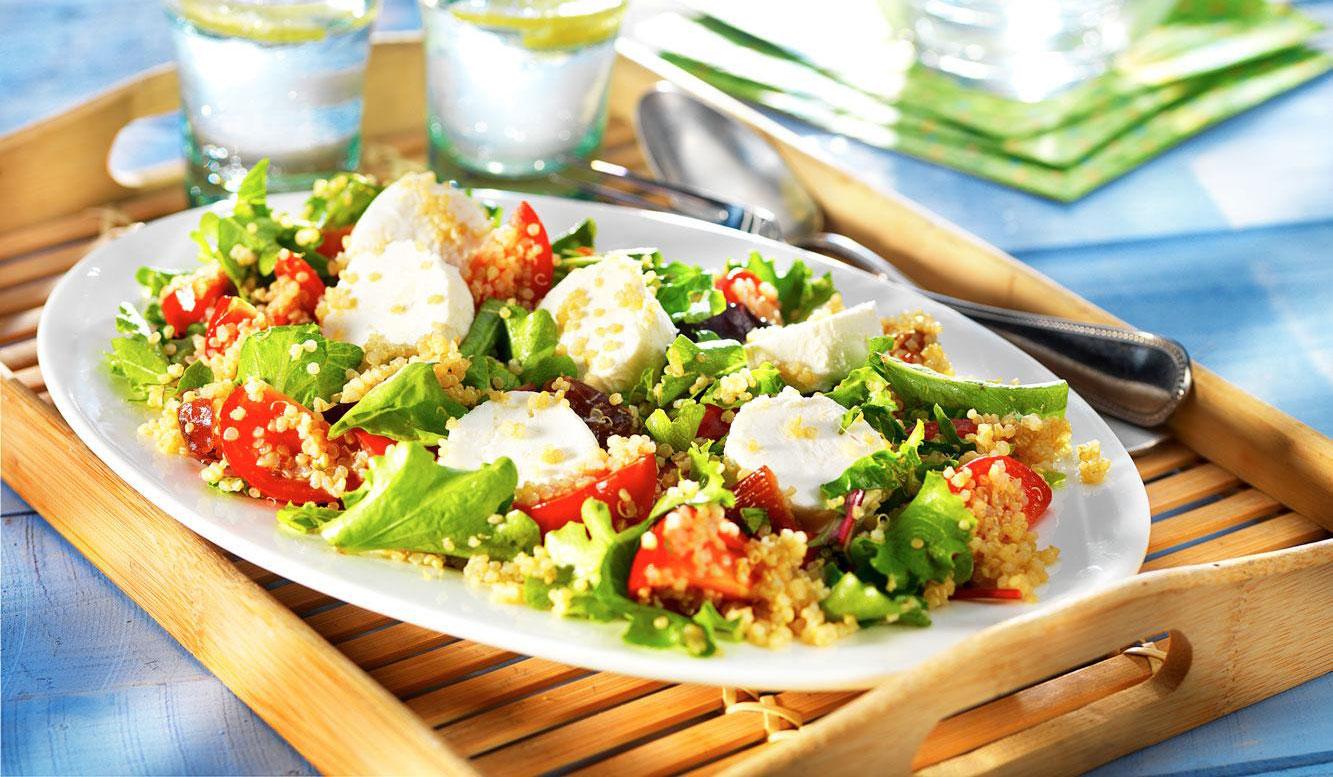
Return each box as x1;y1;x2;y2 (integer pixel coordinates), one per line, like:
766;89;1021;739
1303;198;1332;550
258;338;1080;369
202;296;260;356
520;454;658;534
695;403;731;440
161;265;233;334
218;385;339;505
317;225;354;260
627;505;752;601
954;454;1053;526
464;201;554;307
269;252;326;325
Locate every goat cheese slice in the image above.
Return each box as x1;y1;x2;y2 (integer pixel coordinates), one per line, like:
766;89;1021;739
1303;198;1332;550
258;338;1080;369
538;253;677;394
439;391;603;493
743;302;882;392
345;172;491;268
320;240;474;348
723;387;887;512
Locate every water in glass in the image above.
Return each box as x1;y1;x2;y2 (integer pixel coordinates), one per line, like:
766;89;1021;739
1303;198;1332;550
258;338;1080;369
420;0;626;178
164;0;379;204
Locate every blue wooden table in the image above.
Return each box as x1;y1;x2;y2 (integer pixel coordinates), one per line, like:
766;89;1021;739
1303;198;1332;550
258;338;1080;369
3;1;1331;773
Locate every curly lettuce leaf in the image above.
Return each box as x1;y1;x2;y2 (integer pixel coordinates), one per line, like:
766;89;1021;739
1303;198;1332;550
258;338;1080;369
698;361;785;409
328;362;466;444
826;363;906;442
654;258;726;325
875;354;1068;419
732;252;835;324
649;443;736;519
318;443;535;559
654;335;746;406
644;400;707;452
821;421;926;502
235;324;363;407
861;471;976;594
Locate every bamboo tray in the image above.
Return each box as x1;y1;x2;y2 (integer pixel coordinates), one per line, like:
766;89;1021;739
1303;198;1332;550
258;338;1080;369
2;36;1331;776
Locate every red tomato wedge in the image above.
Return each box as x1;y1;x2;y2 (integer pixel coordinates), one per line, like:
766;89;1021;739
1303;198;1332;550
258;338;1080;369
730;465;800;534
352;429;396;457
952;587;1024;601
317;224;354;260
203;296;260;356
218;385;339;505
161;265;233;334
520;454;658;534
463;201;554;307
269;252;326;324
953;455;1053;526
713;268;763;305
695;403;731;440
627;505;752;601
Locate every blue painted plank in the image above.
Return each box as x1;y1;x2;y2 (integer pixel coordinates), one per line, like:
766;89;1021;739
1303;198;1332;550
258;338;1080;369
1016;221;1333;436
1091;672;1333;777
1;511;316;775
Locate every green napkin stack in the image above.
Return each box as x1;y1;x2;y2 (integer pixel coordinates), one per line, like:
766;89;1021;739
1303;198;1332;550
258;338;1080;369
629;0;1330;201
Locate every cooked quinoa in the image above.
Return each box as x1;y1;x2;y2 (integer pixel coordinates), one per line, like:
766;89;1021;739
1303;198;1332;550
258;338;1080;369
115;169;1115;659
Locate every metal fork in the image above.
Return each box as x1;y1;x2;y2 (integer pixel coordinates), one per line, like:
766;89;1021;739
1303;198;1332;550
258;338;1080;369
551;159;784;240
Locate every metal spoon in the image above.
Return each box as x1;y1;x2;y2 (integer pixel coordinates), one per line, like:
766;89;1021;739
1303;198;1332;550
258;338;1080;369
635;87;1189;444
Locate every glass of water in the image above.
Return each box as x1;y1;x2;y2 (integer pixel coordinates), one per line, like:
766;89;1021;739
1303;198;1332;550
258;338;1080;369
882;0;1175;102
420;0;627;178
163;0;380;204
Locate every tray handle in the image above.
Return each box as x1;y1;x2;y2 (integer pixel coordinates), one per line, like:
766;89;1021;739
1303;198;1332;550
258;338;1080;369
731;539;1332;776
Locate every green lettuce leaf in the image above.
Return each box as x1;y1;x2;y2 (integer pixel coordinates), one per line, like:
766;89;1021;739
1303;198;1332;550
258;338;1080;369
302;172;384;229
504;306;578;386
104;336;169;401
328;362;466;444
875;355;1068;418
174;360;214;397
821;572;931;625
862;471;976;594
276;503;343;533
115;302;154;338
319;443;536;559
644;400;707;452
733;252;835;324
550;218;596;257
235;324;363;407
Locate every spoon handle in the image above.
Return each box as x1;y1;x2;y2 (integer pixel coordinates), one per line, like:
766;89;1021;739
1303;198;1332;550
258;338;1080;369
796;232;1193;427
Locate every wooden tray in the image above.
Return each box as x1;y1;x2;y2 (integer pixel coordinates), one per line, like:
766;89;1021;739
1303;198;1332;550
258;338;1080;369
2;36;1330;776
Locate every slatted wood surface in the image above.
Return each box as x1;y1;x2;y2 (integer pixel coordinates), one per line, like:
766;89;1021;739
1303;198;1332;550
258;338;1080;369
2;112;1328;775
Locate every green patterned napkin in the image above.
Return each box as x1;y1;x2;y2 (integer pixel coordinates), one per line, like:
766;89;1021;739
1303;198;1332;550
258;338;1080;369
630;0;1330;201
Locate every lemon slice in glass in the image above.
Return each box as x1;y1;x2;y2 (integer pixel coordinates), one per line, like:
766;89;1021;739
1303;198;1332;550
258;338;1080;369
450;0;626;51
173;0;377;44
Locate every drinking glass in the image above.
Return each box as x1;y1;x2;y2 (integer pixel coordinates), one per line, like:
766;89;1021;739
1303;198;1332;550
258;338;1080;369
419;0;627;178
881;0;1175;102
163;0;380;204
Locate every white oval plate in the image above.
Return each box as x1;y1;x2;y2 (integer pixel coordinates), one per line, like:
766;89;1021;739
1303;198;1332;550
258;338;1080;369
40;191;1149;690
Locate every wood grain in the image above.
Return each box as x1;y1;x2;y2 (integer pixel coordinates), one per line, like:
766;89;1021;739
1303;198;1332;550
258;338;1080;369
1;377;475;776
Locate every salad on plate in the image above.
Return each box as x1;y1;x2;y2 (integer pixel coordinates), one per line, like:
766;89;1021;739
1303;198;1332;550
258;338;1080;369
109;163;1112;657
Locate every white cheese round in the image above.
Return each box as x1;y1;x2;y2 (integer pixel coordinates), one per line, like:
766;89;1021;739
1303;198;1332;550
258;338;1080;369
320;240;474;348
538;253;677;394
345;172;491;268
744;301;882;392
723;387;887;512
439;391;603;492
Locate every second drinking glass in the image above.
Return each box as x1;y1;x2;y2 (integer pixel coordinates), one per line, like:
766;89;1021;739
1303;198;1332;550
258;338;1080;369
420;0;627;178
